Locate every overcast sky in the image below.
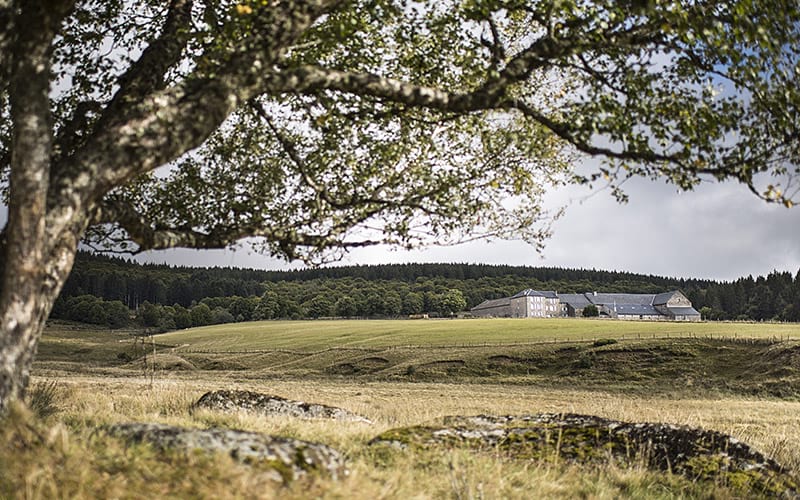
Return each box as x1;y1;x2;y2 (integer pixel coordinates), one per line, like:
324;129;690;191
129;175;800;282
1;149;787;282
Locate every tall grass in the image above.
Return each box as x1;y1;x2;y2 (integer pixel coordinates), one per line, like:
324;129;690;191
3;373;797;499
14;322;799;498
25;381;60;419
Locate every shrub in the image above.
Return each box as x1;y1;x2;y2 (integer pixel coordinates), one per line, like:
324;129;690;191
583;305;600;317
592;338;618;347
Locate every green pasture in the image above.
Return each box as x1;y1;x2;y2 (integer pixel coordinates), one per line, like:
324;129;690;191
156;318;800;352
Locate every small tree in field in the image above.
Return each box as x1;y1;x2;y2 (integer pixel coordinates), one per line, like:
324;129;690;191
582;305;599;318
0;0;798;411
436;289;468;317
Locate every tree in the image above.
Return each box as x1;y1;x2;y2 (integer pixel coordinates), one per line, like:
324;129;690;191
253;290;280;320
189;303;214;327
334;295;358;318
211;307;235;324
434;289;468;317
382;291;403;317
402;292;425;316
303;294;334;318
582;304;599;318
105;300;131;328
0;1;798;410
172;305;193;330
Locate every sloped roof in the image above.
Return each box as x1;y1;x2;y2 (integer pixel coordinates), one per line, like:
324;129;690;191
614;304;661;316
666;307;701;316
589;293;655;306
512;289;559;299
558;294;592;308
471;297;511;311
653;291;679;305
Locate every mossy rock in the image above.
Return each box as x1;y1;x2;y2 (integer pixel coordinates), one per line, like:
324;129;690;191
106;422;348;483
370;413;798;497
194;389;372;424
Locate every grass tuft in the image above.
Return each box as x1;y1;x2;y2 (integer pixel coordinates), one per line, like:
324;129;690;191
26;380;61;419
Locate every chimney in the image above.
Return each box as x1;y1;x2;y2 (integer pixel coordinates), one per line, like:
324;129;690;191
593;291;597;296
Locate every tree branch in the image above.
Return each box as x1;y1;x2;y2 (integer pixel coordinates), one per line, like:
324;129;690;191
51;0;341;206
90;197;383;261
100;0;193;121
0;0;15;95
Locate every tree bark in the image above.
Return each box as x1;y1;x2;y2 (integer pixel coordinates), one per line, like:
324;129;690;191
0;1;74;413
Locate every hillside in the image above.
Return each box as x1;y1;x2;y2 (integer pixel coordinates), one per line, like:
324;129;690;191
34;318;800;399
40;252;800;323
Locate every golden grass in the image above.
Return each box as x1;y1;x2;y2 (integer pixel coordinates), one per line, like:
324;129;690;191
7;321;799;498
155;318;800;352
3;371;797;499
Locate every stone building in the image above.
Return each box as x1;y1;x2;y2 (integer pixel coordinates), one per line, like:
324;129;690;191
471;289;701;321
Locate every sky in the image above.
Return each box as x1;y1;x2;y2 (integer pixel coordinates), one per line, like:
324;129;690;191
2;159;790;282
129;175;800;282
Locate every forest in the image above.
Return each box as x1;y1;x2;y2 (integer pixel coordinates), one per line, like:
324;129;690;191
22;252;796;330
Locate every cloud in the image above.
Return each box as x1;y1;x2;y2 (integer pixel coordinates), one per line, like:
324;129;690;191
0;176;794;282
321;178;800;281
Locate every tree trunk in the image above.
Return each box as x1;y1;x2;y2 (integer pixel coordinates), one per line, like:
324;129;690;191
0;1;76;414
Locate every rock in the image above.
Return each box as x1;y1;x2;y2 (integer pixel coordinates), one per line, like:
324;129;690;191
371;413;799;497
194;389;372;424
106;422;348;482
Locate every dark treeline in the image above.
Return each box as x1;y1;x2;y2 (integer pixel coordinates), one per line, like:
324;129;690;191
30;252;800;328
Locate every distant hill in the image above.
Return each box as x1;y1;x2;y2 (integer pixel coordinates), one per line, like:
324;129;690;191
41;251;799;323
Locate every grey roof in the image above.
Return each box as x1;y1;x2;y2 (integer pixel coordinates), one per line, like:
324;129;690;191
589;293;655;306
471;297;511;311
653;291;678;305
558;294;592;308
666;307;701;316
613;304;662;316
512;289;559;299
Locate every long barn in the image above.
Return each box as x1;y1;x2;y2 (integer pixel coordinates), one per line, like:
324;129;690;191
470;290;701;321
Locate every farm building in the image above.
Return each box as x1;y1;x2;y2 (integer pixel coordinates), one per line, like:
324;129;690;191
510;289;561;318
469;297;512;317
469;289;560;318
471;290;701;321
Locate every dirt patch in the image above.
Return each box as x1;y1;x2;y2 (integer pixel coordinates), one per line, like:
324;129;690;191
327;363;358;375
131;353;195;371
195;358;247;371
327;357;390;375
487;355;517;364
419;360;466;370
360;357;390;366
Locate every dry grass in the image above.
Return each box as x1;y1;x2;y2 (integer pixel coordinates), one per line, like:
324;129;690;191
5;321;799;498
3;371;798;499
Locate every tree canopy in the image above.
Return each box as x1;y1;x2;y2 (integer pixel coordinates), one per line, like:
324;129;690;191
3;1;798;263
0;0;799;410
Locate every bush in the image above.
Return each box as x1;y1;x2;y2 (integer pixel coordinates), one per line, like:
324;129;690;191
592;338;618;348
583;305;600;317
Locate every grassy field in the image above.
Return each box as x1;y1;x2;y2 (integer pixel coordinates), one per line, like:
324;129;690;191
4;319;800;499
156;317;800;351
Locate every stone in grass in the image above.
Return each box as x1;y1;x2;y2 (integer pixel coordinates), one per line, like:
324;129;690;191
194;389;372;424
371;413;799;497
106;423;348;483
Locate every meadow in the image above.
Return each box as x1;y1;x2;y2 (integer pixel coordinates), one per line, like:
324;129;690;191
155;318;800;352
4;318;800;499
